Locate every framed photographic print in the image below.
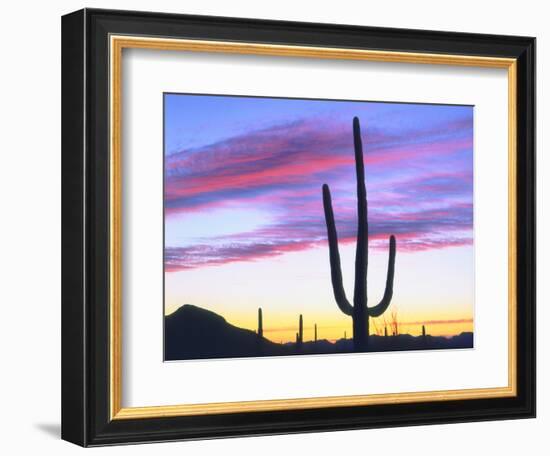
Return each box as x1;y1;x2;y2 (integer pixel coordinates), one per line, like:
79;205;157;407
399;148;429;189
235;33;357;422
61;8;536;446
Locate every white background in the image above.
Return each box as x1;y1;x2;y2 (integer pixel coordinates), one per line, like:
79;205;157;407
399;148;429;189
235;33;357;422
0;0;546;454
123;50;509;407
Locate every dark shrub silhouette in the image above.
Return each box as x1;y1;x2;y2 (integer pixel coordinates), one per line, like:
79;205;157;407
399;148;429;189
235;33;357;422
322;117;396;351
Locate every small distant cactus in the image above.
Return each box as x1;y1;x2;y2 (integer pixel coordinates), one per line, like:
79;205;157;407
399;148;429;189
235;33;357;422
322;117;396;351
422;324;427;345
258;308;263;338
296;314;303;348
314;323;318;342
384;327;388;337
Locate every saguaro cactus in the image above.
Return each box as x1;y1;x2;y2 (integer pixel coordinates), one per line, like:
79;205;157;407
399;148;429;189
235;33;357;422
296;314;303;348
258;308;263;338
322;117;396;351
421;324;427;345
314;323;318;342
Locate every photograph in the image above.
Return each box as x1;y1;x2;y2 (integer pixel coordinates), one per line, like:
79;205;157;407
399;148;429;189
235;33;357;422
163;94;475;361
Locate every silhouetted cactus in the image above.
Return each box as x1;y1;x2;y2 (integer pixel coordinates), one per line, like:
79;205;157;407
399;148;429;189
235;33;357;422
322;117;396;352
258;308;263;339
422;324;427;345
314;323;318;342
296;314;303;348
384;327;388;337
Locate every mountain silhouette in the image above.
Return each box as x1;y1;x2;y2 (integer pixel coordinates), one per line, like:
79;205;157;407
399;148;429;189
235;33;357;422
165;304;287;360
165;304;473;361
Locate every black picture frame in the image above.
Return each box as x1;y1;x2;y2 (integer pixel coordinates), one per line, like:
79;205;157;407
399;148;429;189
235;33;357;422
62;8;536;447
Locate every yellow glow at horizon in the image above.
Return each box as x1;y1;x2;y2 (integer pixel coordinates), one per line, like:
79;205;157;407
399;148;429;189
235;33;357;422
165;244;474;343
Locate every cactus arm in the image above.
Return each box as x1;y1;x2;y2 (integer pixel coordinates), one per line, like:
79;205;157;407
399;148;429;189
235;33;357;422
352;117;368;307
322;183;353;316
368;235;396;317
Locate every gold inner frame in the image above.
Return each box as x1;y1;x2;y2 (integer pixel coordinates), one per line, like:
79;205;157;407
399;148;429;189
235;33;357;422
109;35;518;420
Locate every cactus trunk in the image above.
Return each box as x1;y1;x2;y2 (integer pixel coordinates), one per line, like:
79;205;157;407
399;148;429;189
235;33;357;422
258;308;263;338
314;323;318;342
295;315;304;349
352;116;369;350
322;117;396;352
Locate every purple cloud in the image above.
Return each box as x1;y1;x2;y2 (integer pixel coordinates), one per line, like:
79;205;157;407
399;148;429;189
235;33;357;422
165;110;473;271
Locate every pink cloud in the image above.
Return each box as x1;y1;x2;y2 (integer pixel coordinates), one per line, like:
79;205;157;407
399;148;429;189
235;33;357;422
165;114;473;271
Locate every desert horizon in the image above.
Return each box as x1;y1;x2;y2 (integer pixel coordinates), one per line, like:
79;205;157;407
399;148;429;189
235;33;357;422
164;304;473;361
165;302;473;342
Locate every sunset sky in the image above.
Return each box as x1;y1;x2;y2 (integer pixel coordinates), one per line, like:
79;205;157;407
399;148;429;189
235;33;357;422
164;94;474;342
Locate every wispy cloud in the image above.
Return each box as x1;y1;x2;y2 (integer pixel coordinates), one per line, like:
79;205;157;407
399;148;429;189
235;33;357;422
165;106;473;271
402;318;474;326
